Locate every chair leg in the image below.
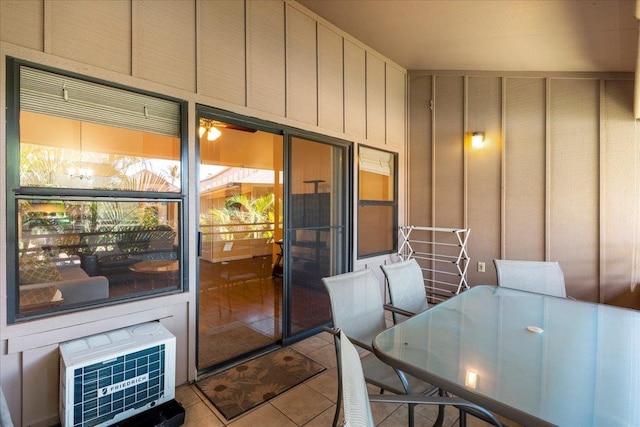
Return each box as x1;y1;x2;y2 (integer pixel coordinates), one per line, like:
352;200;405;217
432;389;446;427
459;409;467;427
408;403;415;427
331;366;342;427
331;331;342;427
332;398;341;427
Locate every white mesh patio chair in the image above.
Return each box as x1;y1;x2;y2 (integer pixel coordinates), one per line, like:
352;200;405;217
322;269;440;427
381;259;429;323
336;330;504;427
0;388;12;427
493;259;568;298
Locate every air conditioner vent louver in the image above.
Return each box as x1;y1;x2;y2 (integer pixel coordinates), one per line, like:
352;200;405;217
59;322;176;427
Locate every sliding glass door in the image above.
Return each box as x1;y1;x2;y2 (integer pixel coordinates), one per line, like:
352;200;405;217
197;116;284;371
196;108;350;371
287;136;348;337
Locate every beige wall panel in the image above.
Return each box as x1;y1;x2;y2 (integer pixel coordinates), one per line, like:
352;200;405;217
246;0;285;116
1;343;21;426
601;80;637;306
344;40;366;138
134;0;196;92
0;0;43;50
408;74;432;227
159;306;189;385
22;344;59;426
467;77;501;286
198;0;245;105
504;78;546;260
317;24;344;133
50;1;131;74
386;64;406;148
412;72;635;305
286;5;317;126
433;76;464;228
549;78;599;301
366;53;385;143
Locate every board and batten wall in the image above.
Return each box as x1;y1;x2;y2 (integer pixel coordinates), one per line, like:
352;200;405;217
0;1;406;425
409;72;640;307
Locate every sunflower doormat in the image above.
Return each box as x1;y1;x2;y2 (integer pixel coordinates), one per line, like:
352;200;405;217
196;347;326;420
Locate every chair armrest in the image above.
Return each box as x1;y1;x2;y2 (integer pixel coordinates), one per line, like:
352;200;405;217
383;303;416;319
322;326;372;352
322;326;339;337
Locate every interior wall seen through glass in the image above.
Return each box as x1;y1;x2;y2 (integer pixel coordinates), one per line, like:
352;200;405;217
20;111;181;191
198;122;284;265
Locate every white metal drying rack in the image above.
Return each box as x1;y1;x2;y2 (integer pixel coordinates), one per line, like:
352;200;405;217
398;226;470;301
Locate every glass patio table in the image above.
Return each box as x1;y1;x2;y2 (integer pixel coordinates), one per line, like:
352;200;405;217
373;285;640;426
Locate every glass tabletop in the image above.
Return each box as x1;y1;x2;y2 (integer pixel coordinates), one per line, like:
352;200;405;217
373;285;640;426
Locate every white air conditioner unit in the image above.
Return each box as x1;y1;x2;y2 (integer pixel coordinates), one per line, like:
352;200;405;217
59;322;176;427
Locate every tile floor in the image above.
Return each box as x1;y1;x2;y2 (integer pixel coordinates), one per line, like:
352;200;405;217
190;259;514;426
174;330;515;427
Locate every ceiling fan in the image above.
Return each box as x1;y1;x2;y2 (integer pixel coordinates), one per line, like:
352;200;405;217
199;118;257;141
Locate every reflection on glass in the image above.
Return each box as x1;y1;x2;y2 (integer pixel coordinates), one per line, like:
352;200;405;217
289;137;346;335
197;118;284;369
358;146;397;257
359;146;394;201
19;112;181;192
359;170;393;201
357;204;395;255
17;199;180;316
465;370;478;388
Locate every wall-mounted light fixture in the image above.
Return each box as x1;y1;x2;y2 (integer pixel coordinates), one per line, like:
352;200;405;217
471;132;485;149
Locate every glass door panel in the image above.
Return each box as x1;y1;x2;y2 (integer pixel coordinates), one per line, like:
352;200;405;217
197;117;283;371
288;137;347;336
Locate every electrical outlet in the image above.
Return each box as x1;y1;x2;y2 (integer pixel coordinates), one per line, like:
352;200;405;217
477;261;486;273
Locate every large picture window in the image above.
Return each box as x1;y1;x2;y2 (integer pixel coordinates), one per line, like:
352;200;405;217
7;60;185;321
357;146;397;258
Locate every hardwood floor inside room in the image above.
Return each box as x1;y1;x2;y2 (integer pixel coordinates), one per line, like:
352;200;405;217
198;256;282;370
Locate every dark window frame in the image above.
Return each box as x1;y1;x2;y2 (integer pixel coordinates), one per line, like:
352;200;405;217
6;57;189;323
357;145;398;259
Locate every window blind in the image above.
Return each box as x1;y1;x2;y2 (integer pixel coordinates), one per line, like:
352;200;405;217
359;146;393;176
20;66;181;137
